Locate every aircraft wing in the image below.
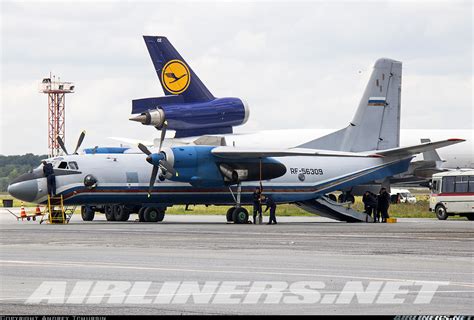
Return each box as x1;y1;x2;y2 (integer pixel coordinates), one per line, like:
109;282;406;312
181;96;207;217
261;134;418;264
373;138;465;157
211;147;381;159
108;137;154;147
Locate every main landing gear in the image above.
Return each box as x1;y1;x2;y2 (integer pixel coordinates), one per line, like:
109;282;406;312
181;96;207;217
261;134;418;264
226;183;249;224
81;204;166;223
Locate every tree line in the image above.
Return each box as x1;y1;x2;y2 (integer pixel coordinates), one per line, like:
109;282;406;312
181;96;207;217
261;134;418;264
0;154;48;192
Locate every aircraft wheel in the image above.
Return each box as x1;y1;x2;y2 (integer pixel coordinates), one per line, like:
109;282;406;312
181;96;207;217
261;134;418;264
81;206;95;221
232;207;249;224
27;217;31;221
226;207;235;222
156;208;165;222
144;207;160;222
104;205;115;221
328;194;337;202
113;205;130;221
138;207;146;222
435;204;448;220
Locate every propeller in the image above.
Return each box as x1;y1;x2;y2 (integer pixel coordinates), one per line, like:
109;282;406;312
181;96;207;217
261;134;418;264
138;123;176;196
57;131;86;155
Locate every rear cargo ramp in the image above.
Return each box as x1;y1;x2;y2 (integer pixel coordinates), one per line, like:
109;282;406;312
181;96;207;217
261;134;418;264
296;196;374;222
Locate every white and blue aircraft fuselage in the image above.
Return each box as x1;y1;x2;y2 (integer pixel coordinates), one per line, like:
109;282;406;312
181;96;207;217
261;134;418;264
7;140;462;223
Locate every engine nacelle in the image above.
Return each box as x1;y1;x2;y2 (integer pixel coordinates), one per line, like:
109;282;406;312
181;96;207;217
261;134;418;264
165;146;286;186
166;146;224;187
130;97;250;137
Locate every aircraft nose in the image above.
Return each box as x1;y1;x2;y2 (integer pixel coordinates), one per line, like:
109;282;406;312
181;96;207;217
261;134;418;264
7;179;38;203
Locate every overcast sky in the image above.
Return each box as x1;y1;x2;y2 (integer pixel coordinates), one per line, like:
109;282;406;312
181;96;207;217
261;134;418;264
1;0;472;155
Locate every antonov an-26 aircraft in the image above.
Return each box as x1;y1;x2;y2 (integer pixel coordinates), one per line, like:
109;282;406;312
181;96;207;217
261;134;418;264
7;133;463;223
7;36;466;223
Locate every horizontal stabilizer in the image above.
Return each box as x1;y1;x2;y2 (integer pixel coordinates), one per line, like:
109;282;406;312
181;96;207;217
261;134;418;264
373;138;465;157
211;147;381;159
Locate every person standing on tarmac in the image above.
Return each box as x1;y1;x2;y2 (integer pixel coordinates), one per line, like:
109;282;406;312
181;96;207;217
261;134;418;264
264;195;278;225
42;160;56;197
362;191;377;221
252;187;262;224
377;188;391;223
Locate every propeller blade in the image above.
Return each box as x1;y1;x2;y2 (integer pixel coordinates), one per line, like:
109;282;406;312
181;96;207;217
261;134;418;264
159;160;176;176
148;165;159;196
57;136;69;155
158;121;168;152
73;131;86;154
138;143;152;155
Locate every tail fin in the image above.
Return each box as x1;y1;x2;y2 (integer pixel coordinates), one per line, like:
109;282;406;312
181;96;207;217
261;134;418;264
143;36;214;103
299;58;402;152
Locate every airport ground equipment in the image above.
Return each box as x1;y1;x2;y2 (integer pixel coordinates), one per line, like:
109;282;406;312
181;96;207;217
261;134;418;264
6;203;46;222
43;195;75;224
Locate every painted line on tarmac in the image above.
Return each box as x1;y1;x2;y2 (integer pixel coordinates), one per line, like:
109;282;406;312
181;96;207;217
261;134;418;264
2;259;473;288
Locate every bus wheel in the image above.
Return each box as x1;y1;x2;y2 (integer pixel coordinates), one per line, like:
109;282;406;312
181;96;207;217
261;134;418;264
226;207;235;222
435;205;448;220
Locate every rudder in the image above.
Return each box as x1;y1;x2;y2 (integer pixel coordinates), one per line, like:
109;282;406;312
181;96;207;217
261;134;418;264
143;36;214;103
299;58;402;152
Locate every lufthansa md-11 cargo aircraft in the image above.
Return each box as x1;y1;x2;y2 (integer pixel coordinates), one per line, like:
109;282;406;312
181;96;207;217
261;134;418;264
7;36;465;223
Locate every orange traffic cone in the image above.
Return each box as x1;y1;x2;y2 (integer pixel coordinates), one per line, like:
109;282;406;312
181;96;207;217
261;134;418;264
35;205;42;215
20;202;27;218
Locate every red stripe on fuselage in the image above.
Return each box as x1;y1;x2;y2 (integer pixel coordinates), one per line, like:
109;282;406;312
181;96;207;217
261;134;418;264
432;192;474;196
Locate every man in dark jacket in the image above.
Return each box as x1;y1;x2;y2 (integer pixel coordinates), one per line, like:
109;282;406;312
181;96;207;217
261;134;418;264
377;188;391;223
252;187;262;224
264;195;277;225
42;161;56;196
362;191;377;220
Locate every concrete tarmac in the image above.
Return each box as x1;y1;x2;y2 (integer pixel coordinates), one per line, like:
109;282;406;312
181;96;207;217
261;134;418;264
0;210;473;315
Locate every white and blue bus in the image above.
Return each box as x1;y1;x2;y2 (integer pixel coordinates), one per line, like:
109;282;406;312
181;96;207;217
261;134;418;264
430;169;474;220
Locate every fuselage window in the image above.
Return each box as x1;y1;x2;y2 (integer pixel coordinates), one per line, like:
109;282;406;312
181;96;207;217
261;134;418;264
58;161;68;169
69;161;79;170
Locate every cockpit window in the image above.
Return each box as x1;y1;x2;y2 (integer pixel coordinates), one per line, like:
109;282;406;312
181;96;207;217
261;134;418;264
58;161;68;169
68;161;79;170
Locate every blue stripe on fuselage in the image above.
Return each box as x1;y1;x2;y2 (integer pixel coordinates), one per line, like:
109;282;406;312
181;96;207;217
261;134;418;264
55;157;412;206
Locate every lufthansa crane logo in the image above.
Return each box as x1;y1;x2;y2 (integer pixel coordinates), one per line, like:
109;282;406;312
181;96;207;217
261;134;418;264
161;60;191;94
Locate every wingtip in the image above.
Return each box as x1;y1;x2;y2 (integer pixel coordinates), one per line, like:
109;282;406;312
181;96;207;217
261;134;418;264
448;138;466;142
369;153;384;158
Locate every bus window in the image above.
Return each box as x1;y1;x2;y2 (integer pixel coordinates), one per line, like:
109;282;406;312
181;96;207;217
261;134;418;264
455;176;468;193
442;176;455;193
469;176;474;192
